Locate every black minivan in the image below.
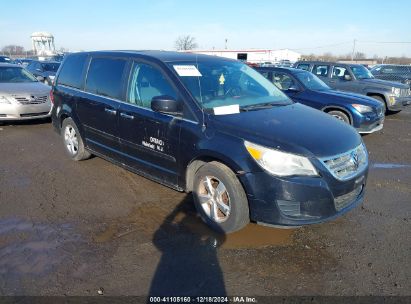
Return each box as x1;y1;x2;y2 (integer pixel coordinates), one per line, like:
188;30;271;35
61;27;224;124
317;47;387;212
51;51;369;233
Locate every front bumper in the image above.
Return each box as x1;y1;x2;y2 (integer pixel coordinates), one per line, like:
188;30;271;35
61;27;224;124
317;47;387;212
240;169;367;227
0;102;51;120
357;117;384;134
387;95;411;111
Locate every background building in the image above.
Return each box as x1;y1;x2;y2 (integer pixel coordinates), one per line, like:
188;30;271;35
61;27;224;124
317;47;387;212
185;48;301;64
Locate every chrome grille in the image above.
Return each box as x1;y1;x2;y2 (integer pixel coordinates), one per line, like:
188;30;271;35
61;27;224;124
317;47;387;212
320;144;368;181
399;88;411;97
14;95;48;105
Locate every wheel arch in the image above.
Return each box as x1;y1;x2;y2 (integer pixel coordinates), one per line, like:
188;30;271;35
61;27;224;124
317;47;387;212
184;154;245;193
321;105;353;125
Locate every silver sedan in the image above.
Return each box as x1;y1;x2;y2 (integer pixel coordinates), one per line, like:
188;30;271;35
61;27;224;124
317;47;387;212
0;63;51;121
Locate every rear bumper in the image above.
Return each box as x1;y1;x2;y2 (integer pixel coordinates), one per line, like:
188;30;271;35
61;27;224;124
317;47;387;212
240;169;367;227
0;102;51;120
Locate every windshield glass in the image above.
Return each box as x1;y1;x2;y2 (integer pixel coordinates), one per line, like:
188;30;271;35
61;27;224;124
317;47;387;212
169;59;291;111
350;65;374;79
0;67;37;83
42;63;60;72
294;71;330;91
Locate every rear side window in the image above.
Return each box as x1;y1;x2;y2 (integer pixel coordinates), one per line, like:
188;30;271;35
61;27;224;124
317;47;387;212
297;63;310;71
85;57;126;100
58;54;88;89
312;65;329;77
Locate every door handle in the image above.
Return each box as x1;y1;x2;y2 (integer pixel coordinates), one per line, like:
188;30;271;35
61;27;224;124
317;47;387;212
120;112;135;120
105;108;117;115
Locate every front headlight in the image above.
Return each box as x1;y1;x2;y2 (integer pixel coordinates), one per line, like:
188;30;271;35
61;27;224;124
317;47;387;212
391;87;401;97
0;96;12;104
352;104;373;113
244;141;318;176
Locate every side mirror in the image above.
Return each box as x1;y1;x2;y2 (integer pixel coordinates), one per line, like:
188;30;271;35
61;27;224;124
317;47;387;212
344;74;352;81
36;75;45;82
151;95;181;115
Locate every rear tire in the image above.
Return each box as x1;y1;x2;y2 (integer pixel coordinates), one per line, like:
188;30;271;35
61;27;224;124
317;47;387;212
61;117;91;161
327;110;351;125
192;161;249;233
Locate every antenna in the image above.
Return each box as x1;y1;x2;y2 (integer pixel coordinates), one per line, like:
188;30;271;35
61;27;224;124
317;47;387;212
195;53;206;131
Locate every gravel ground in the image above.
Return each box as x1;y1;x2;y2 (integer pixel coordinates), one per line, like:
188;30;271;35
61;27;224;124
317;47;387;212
0;108;410;296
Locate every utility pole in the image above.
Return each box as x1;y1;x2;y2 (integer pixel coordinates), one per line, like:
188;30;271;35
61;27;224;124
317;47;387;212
351;39;356;61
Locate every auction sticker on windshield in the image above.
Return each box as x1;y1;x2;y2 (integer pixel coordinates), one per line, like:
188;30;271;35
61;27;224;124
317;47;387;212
213;104;240;115
173;65;202;77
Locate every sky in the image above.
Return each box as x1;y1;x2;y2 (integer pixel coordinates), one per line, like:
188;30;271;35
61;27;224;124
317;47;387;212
1;0;410;57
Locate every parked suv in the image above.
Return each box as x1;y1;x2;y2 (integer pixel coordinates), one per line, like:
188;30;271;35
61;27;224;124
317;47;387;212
26;60;61;85
256;67;385;134
52;51;368;233
370;64;411;86
294;61;411;112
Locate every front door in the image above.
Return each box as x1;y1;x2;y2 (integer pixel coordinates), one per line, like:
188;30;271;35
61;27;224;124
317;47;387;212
118;61;181;186
329;65;357;93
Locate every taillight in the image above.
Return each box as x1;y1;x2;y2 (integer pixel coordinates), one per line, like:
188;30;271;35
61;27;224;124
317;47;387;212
49;90;54;105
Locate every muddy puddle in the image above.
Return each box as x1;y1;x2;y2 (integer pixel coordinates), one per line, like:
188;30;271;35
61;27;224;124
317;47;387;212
94;198;294;249
0;218;82;277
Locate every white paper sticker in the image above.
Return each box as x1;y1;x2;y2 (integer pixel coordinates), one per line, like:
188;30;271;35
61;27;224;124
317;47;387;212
213;104;240;115
173;65;202;77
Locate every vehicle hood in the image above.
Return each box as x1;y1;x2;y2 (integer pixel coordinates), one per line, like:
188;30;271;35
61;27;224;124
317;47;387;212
315;89;382;108
208;103;362;158
0;82;50;96
359;78;409;89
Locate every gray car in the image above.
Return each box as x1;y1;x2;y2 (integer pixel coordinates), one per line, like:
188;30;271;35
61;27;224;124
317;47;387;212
0;63;51;121
294;61;411;113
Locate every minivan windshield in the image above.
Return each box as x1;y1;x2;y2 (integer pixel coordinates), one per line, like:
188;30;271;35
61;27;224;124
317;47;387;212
294;71;330;91
0;67;37;83
350;65;374;79
169;59;292;111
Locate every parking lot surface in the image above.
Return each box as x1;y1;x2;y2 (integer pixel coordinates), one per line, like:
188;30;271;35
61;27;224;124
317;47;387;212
0;108;410;296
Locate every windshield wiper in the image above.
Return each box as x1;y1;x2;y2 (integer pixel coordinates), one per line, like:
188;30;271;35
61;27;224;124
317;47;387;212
240;102;289;112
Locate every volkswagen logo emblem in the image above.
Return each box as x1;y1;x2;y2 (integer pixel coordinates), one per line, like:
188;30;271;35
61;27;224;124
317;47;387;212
350;151;359;170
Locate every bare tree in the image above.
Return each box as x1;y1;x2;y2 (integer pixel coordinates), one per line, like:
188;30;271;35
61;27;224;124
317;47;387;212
1;45;25;56
174;35;198;51
354;52;366;59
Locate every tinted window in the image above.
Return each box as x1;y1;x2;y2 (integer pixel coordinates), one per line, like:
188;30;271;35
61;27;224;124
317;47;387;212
272;72;296;90
85;57;126;100
128;63;177;109
332;66;349;80
295;71;330;91
297;63;310;71
312;65;329;77
57;54;88;89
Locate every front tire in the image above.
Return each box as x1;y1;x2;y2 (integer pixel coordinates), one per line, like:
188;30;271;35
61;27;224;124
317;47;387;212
61;117;90;161
327;110;351;125
192;161;249;233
